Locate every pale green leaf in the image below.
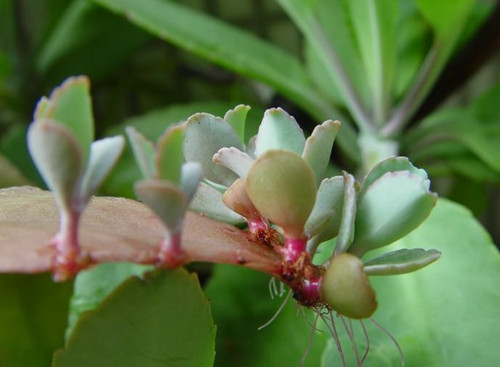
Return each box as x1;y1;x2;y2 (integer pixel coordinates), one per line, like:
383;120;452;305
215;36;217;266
302;119;340;184
416;0;475;37
155;124;184;184
125;127;156;180
363;248;441;276
79;136;125;202
184;113;242;187
334;173;356;255
212;147;254;179
255;108;306;157
224;104;250;143
27;121;83;212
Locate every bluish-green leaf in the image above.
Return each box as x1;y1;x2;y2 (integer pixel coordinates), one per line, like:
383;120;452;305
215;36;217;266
184;113;242;187
255;108;305;157
125;127;156;180
363;248;441;275
53;269;216;367
351;171;437;255
334;173;357;255
224;105;250;143
155;124;184;184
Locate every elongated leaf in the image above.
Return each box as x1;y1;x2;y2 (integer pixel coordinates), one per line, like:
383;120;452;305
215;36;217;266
91;0;333;120
363;248;441;275
79;136;125;202
416;0;475;38
224;105;250;143
125;127;156;180
255;108;305;156
334;173;356;255
156;124;184;184
53;269;216;367
302;119;340;184
346;0;398;125
323;199;500;366
213;147;254;179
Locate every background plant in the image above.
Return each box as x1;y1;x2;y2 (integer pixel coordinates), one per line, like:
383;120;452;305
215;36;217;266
1;0;500;366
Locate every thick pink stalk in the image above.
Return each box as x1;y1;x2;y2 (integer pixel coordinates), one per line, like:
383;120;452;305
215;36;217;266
281;236;308;263
157;231;185;268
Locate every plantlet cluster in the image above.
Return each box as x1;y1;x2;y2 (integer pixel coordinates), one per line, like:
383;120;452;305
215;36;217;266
0;76;444;364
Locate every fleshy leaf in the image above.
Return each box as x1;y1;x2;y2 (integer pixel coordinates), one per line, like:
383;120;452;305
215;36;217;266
223;104;250;143
184;113;242;186
334;173;357;255
134;179;188;234
222;178;260;221
363;248;441;276
246;150;316;238
213;147;254;179
255;108;305;157
155;124;184;184
302;119;340;184
351;171;437;256
38;76;94;163
189;182;245;225
359;156;429;199
79;136;125;202
125;127;156;179
305;176;345;243
53;269;216;367
27;121;83;212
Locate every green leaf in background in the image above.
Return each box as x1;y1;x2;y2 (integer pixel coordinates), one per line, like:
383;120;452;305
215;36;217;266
65;262;151;340
91;0;335;121
205;264;327;367
346;0;398;126
37;0;150;82
322;199;500;366
0;153;30;188
53;269;216;367
0;274;72;367
416;0;475;38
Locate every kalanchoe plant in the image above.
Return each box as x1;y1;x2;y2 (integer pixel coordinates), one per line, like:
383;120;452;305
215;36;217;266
1;76;443;365
26;76;125;280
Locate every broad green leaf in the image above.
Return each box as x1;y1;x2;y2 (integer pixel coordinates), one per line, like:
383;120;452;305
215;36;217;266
155;124;184;184
363;248;441;276
0;274;72;367
213;147;254;179
470;82;500;125
65;262;151;340
302;119;340;184
184;113;242;187
27;120;83;212
134;179;188;233
255;108;306;156
189;182;245;225
38;76;94;162
322;199;500;366
79;136;125;202
205;264;326;367
346;0;398;125
351;171;437;256
224;104;250;143
246;150;316;238
416;0;475;38
334;173;356;255
91;0;334;121
53;269;216;367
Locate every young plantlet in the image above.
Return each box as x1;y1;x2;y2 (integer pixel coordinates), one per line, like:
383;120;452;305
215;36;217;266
27;76;125;280
126;125;202;268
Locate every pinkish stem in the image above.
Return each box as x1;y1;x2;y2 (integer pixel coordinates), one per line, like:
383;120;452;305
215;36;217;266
281;236;308;263
157;231;185;268
52;210;88;281
299;277;322;307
